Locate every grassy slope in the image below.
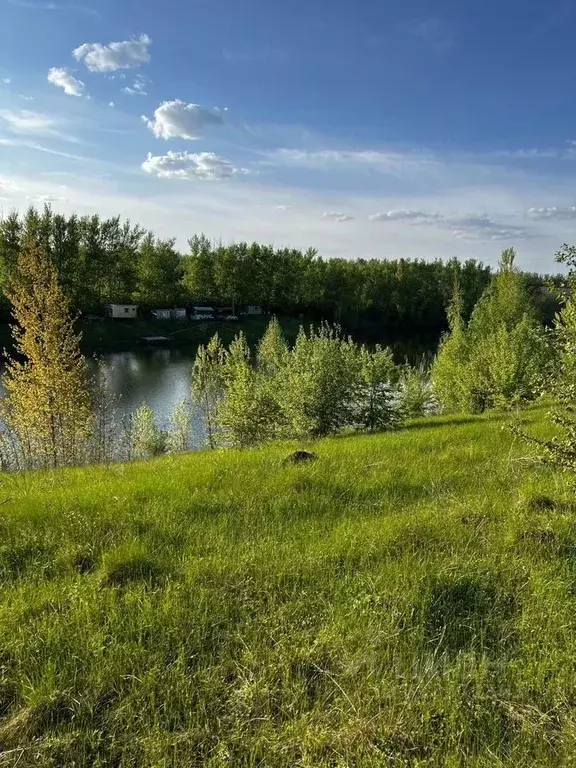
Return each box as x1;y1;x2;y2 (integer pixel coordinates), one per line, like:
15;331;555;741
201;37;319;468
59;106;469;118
0;407;575;765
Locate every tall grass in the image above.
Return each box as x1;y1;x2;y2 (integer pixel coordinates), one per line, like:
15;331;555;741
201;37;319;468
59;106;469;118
0;407;574;765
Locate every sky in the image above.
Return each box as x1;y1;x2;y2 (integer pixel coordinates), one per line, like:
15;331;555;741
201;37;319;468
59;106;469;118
1;0;576;271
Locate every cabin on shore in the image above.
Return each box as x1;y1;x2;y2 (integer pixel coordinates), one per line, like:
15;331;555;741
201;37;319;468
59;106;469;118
190;306;215;320
243;305;263;316
151;308;171;320
107;304;138;320
151;308;187;321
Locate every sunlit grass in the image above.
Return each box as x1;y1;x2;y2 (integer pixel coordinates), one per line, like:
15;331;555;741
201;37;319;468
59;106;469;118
0;405;574;765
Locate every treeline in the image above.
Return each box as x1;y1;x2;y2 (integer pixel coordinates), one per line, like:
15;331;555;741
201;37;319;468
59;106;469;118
0;206;561;343
3;225;576;471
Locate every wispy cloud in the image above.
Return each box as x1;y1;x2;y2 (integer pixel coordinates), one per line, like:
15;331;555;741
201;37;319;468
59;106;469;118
397;17;454;54
0;109;79;143
1;77;10;85
369;208;532;241
322;211;354;222
527;206;576;221
7;0;100;18
0;137;89;161
122;75;148;96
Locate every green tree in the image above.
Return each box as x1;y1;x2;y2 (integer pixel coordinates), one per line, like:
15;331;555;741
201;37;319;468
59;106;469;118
191;333;227;448
0;234;93;469
354;344;401;431
133;234;182;307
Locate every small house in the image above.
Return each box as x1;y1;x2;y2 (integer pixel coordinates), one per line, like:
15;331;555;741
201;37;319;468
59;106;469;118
107;304;138;320
171;308;187;320
245;305;263;316
151;308;171;320
190;306;215;320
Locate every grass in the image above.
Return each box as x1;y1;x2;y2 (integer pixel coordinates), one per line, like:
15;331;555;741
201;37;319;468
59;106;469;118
0;406;575;765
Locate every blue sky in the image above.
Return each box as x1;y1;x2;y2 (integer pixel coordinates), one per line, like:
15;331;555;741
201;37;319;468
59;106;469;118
1;0;576;270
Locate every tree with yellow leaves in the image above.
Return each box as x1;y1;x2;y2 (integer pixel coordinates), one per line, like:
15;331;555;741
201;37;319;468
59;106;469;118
1;233;93;469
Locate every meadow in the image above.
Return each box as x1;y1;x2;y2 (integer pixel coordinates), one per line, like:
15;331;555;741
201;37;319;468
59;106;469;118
0;405;574;766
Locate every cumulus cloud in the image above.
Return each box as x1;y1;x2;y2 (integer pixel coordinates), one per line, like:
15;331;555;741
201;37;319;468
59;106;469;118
322;211;354;222
526;206;576;221
141;151;248;180
108;101;114;107
47;67;85;96
73;34;151;72
369;209;439;223
142;100;223;140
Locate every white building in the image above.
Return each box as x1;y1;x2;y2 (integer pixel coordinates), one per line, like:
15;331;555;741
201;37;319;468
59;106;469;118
151;308;171;320
107;304;138;319
190;306;215;320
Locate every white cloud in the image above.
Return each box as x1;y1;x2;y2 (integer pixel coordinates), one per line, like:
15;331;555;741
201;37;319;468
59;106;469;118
276;204;291;210
122;75;147;96
141;151;249;180
527;206;576;221
1;77;10;84
19;95;34;101
47;67;85;96
73;34;151;72
142;100;223;140
322;211;354;222
267;148;432;172
369;209;440;223
447;215;530;241
0;109;79;144
0;109;56;134
108;101;115;108
369;208;530;241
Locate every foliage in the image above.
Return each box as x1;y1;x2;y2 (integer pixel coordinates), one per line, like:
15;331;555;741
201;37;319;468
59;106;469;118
191;333;227;448
126;403;166;460
353;344;401;431
515;244;576;472
277;324;359;439
432;250;549;414
165;401;193;454
398;357;438;418
0;232;93;469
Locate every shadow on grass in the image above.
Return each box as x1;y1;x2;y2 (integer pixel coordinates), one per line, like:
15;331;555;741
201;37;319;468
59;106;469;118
421;574;519;656
402;414;506;432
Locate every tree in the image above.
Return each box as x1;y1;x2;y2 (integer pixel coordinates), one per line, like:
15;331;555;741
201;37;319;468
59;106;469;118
354;344;401;431
0;234;93;469
191;333;227;448
217;332;275;447
133;233;182;307
279;324;358;439
432;251;549;413
257;317;289;376
431;283;475;413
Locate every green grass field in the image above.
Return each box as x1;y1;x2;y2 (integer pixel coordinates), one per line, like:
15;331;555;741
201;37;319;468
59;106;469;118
0;406;575;766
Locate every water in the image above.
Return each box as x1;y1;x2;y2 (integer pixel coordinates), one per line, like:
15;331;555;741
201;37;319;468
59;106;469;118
92;349;196;426
88;348;209;448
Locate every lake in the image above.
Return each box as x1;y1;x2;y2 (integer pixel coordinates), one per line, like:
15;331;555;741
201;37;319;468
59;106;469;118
89;348;206;448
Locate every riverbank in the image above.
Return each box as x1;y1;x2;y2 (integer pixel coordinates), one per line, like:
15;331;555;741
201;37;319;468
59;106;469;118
0;314;439;360
0;405;573;764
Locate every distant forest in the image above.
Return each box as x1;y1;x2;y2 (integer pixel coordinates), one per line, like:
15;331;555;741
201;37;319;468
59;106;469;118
0;206;563;343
